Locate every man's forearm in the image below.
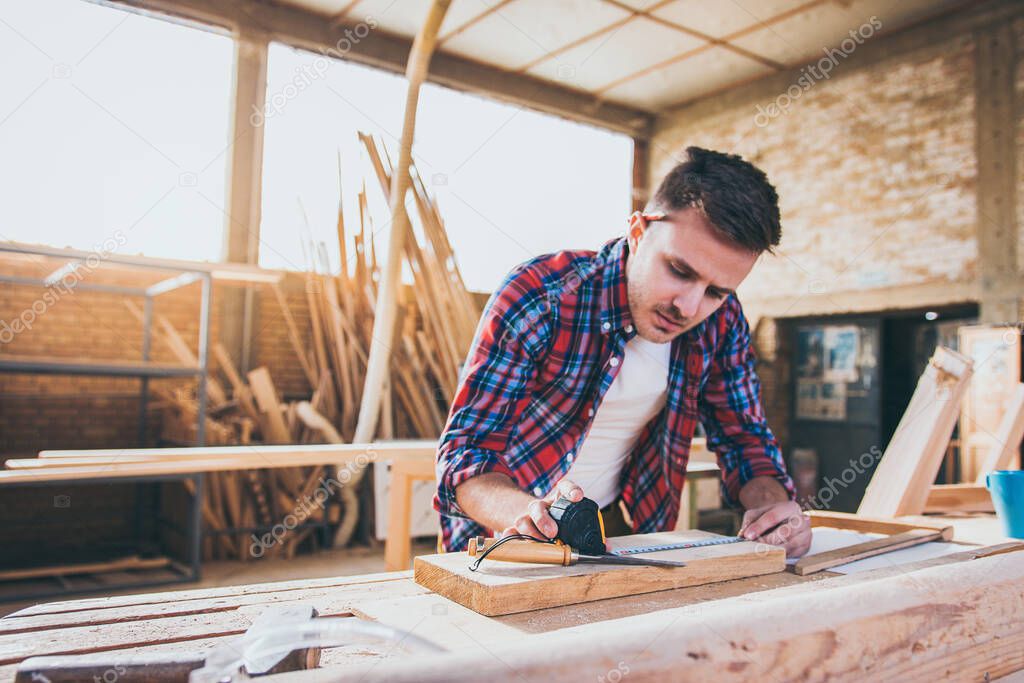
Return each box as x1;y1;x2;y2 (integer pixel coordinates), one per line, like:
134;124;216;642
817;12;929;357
738;475;790;510
454;472;535;532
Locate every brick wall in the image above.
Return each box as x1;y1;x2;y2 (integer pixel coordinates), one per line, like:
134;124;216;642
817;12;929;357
0;257;324;454
651;33;979;316
649;2;1024;452
0;259;459;456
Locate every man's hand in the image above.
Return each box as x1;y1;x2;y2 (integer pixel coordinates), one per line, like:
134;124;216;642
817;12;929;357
500;478;584;541
738;500;812;558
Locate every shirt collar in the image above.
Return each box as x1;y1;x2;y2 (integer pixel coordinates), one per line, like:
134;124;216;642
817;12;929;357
598;237;634;335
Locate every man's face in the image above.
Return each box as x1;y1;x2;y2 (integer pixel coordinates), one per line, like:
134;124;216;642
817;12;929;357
625;207;759;343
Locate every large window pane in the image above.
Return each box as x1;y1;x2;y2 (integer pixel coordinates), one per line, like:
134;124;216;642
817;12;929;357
0;0;233;261
259;43;632;292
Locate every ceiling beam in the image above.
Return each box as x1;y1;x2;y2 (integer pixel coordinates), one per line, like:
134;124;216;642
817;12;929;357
96;0;654;137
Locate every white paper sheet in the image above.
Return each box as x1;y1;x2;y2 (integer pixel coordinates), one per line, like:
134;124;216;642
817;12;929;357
786;527;965;574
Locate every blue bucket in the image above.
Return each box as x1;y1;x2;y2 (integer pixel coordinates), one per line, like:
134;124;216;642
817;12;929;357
986;470;1024;539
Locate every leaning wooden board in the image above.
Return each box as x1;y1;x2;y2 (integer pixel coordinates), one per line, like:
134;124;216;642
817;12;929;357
413;530;785;616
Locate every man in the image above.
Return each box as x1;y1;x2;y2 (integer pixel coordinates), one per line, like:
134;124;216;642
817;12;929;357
433;146;812;558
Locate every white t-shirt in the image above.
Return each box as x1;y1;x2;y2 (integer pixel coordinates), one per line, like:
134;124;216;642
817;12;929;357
565;334;671;508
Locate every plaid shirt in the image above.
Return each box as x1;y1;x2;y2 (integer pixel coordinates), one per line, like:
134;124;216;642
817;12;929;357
434;236;794;551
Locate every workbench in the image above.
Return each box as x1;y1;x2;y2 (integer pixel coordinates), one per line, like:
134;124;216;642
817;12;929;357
2;514;1021;682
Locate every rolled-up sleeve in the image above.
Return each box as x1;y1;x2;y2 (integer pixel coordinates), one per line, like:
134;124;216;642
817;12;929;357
699;301;795;507
434;266;549;519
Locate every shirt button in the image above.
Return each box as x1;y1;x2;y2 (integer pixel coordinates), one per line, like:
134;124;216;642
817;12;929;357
624;324;634;333
533;486;544;497
587;407;595;417
602;322;611;331
566;451;574;462
609;357;620;367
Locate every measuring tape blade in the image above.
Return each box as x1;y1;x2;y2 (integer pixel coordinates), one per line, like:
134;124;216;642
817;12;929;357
611;536;744;556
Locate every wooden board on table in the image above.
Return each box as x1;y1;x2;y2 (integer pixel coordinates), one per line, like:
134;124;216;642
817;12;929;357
924;482;995;513
413;530;785;616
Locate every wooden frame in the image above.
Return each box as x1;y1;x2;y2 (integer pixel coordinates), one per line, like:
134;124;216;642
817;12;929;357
858;347;973;517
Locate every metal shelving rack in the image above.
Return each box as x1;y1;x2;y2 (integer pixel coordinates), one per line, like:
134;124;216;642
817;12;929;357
0;242;280;599
0;241;284;445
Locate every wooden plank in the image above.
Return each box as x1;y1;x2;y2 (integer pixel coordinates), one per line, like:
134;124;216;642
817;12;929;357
791;528;945;576
0;556;170;582
808;510;954;539
302;551;1024;682
924;483;995;513
414;530;785;616
5;571;412;619
858;347;973;517
2;443;437;483
0;638;228;683
211;342;260;422
247;367;292;444
36;442;435;460
0;583;428;666
352;0;451;444
347;593;521;653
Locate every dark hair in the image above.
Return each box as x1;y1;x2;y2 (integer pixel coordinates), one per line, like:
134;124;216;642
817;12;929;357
648;146;781;253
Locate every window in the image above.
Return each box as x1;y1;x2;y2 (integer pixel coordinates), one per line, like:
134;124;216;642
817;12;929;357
259;43;632;292
0;0;233;261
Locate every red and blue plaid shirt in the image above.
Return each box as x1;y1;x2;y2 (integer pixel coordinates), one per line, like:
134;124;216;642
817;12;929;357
434;236;794;551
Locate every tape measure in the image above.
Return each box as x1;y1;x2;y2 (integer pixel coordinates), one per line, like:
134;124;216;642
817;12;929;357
611;536;745;556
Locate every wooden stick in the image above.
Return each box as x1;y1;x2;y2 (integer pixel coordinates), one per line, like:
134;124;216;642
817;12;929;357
246;367;291;444
807;510;953;539
792;528;945;576
295;401;343;444
352;0;451;444
211;342;260;423
0;556;171;582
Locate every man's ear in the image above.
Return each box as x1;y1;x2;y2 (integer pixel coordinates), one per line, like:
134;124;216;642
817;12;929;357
626;211;648;249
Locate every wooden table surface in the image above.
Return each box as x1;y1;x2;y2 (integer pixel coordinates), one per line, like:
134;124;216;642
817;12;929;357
0;514;1018;682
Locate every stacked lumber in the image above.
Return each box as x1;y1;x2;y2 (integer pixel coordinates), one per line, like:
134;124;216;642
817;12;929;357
128;133;479;559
